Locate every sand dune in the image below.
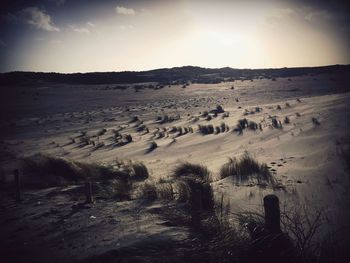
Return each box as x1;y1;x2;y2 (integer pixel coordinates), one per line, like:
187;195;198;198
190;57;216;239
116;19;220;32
1;73;350;262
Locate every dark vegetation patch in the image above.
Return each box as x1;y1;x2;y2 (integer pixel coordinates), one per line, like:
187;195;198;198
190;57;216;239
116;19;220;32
2;64;349;86
271;117;283;129
173;162;211;182
146;141;158;153
284;116;290;124
198;124;214;135
20;154;147;190
233;119;261;134
312;117;320;126
156;114;180;124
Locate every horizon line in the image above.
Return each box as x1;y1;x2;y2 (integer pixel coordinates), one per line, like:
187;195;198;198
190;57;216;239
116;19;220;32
1;63;349;75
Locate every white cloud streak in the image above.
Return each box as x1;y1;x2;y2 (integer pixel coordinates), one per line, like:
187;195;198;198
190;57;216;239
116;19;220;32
116;6;135;15
266;8;296;24
87;22;95;27
18;7;60;31
70;25;90;33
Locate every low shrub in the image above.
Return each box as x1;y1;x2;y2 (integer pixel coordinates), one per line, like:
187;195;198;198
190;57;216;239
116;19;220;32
158;115;177;124
272;117;283;129
216;105;224;113
146;141;158;153
176;127;183;136
220;122;226;132
248;121;258;130
124;134;133;143
198;124;214;135
312;117;320;126
238;118;248;129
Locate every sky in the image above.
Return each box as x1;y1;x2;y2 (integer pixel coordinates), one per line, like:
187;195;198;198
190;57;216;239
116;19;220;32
0;0;349;73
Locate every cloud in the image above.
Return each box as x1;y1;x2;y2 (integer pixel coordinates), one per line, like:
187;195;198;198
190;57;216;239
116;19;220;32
116;6;135;15
18;7;60;31
87;22;95;27
69;25;90;33
267;8;295;21
265;8;297;25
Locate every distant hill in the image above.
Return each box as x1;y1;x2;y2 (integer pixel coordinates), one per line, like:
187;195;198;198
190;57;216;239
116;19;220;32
1;65;349;86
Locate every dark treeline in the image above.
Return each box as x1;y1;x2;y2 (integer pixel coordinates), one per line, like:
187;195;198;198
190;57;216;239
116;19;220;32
1;64;349;86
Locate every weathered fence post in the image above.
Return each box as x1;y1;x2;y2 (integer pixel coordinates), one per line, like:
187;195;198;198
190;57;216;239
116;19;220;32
85;182;93;204
14;169;21;203
263;194;281;233
191;189;202;229
220;192;224;219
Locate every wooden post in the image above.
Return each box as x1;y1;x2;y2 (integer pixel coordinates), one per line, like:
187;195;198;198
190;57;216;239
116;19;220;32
14;169;21;203
263;194;281;233
191;189;202;228
85;182;93;204
220;192;224;219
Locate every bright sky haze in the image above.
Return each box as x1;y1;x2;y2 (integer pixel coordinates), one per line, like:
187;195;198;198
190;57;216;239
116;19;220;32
0;0;349;72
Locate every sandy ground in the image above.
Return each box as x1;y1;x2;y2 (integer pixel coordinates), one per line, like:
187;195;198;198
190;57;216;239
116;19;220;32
1;73;350;262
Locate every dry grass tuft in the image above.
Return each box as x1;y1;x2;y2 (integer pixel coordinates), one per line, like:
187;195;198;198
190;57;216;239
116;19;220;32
146;141;158;153
137;180;174;200
173;162;211;181
20;154;130;188
219;151;274;184
130;162;149;180
198;124;214;135
312;117;320;126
